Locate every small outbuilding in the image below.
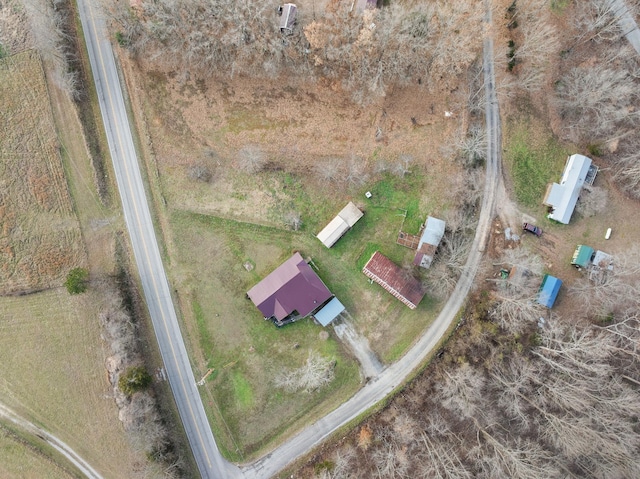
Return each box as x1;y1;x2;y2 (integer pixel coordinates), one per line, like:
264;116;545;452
571;245;595;269
413;216;446;269
316;202;364;248
247;252;334;327
278;3;297;34
537;274;562;309
313;297;345;327
363;252;424;309
354;0;377;12
543;154;598;224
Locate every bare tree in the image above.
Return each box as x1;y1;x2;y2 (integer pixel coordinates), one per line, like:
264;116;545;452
314;159;341;184
454;124;486;167
614;133;640;199
490;357;535;428
329;448;356;479
569;247;640;317
237;145;267;174
283;210;302;231
371;431;410;479
556;63;640;142
499;0;559;95
497;248;544;278
491;289;545;334
187;163;212;183
489;248;546;333
22;0;81;99
435;363;484;418
475;431;561;479
392;154;413;178
274;351;335;393
573;0;637;44
119;0;481;101
423;230;472;299
444;207;477;235
345;155;369;187
417;432;472;479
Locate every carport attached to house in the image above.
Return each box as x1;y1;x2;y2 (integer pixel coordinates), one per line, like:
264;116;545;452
314;297;345;327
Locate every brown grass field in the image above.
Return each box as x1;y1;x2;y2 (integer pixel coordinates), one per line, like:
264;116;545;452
0;50;85;295
0;49;145;476
0;424;77;479
0;289;139;477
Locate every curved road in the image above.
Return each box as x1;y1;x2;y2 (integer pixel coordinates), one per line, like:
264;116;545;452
0;403;103;479
76;1;239;477
75;0;500;477
242;2;502;477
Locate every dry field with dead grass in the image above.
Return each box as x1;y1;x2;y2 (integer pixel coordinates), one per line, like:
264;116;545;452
130;61;465;227
0;425;76;479
0;50;85;295
0;289;139;478
0;47;146;476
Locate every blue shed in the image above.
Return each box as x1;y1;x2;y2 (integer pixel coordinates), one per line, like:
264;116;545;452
537;274;562;308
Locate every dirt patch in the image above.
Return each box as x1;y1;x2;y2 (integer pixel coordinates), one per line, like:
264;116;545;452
0;51;85;295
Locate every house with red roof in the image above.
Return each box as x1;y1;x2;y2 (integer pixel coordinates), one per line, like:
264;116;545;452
247;252;342;327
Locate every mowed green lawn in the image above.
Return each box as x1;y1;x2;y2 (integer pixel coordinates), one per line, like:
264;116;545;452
0;290;139;478
504;116;573;212
168;170;445;460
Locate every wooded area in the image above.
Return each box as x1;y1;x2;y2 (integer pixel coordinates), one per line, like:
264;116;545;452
111;0;482;103
296;245;640;478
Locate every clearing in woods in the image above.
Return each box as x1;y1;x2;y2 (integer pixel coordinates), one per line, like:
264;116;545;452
122;36;471;457
0;50;85;294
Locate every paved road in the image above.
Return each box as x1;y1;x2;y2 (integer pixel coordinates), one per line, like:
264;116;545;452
242;2;502;477
75;1;239;478
0;402;103;479
76;0;500;476
608;0;640;55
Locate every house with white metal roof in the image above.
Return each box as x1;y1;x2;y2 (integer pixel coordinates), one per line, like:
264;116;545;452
543;154;598;224
278;3;297;34
413;216;446;269
316;202;364;248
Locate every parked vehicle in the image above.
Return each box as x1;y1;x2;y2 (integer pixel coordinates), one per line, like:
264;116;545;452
523;222;542;237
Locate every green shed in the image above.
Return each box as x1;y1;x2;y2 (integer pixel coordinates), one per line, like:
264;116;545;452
571;245;594;269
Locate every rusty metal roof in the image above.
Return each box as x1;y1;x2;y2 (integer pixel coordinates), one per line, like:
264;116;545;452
362;252;424;309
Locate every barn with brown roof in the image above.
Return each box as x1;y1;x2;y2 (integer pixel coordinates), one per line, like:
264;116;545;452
247;252;337;327
362;251;425;309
